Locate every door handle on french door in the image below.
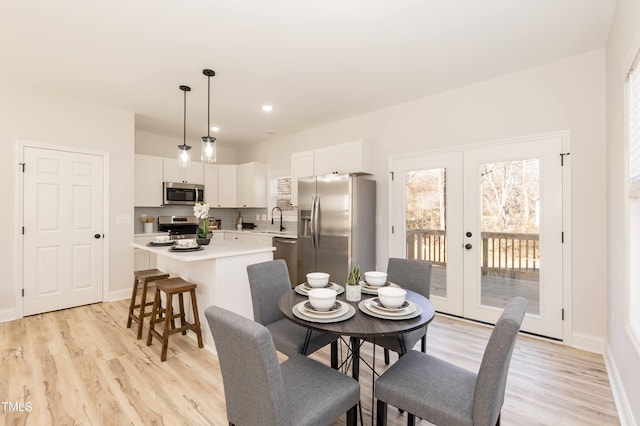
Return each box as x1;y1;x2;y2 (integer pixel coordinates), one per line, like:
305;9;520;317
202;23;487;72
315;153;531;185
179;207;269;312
94;234;102;239
466;231;472;237
465;243;472;249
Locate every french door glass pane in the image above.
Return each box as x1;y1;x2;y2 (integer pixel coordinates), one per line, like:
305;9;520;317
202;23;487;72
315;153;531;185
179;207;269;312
405;169;447;297
479;159;540;314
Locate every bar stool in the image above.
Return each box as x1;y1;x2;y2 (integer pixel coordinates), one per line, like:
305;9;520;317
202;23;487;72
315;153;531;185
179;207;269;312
127;269;170;339
146;277;204;361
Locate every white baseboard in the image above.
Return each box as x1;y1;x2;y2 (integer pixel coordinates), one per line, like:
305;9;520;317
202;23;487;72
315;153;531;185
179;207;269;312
605;345;637;426
107;288;132;302
0;308;17;324
570;331;606;354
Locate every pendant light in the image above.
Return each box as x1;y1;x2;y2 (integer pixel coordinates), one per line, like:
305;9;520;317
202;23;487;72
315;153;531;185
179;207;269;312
201;69;217;163
178;85;192;168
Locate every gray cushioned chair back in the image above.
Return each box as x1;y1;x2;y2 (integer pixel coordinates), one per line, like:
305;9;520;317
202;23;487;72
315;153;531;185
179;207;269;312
387;258;432;297
205;305;290;426
247;259;291;325
472;296;527;426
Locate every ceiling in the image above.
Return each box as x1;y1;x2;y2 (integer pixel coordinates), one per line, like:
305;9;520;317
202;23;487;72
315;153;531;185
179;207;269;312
1;0;616;147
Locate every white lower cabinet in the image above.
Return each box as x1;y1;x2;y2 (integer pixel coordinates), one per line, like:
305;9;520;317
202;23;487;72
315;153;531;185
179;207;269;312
133;235;158;271
224;232;273;246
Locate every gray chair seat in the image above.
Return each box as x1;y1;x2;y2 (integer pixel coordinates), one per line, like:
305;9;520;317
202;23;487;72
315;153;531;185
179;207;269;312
366;258;432;362
375;297;528;426
206;305;360;426
266;317;338;356
247;259;339;363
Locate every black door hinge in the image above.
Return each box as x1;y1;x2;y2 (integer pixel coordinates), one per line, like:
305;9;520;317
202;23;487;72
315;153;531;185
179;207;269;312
22;289;24;297
560;153;570;166
390;171;394;181
22;227;25;235
391;225;395;234
562;308;565;321
561;231;564;243
19;162;25;172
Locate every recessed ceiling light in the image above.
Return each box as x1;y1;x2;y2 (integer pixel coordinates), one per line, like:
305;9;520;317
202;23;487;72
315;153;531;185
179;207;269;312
262;105;274;112
211;126;220;132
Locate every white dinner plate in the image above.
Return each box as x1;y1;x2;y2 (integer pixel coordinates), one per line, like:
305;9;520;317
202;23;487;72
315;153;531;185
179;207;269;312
365;299;417;317
292;302;355;323
360;281;400;295
368;297;412;313
295;283;345;296
303;301;343;315
358;299;422;320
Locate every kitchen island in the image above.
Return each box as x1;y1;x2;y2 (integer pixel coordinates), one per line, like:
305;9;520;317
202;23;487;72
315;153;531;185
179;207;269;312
131;240;275;353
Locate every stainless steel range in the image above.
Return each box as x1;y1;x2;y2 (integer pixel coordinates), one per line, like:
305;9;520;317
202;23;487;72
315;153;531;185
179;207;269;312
157;216;199;239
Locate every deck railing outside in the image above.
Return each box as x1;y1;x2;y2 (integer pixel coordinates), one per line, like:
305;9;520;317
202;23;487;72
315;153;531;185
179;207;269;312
406;229;540;277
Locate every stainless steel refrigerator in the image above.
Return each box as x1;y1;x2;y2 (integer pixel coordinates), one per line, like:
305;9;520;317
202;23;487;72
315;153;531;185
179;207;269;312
297;173;376;285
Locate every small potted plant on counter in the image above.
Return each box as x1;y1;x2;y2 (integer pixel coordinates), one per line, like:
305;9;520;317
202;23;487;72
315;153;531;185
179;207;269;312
194;201;211;245
346;264;362;302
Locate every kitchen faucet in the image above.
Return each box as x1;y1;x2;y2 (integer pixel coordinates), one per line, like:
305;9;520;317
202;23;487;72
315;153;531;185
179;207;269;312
271;206;285;232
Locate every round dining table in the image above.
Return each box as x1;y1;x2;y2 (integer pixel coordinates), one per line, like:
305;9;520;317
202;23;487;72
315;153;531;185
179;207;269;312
278;288;436;382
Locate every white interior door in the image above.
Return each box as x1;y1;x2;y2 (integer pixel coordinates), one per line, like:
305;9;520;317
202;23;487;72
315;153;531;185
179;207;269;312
23;147;104;316
391;136;565;339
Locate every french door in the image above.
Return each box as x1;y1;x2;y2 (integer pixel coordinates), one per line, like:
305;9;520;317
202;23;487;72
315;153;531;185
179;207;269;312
391;136;565;339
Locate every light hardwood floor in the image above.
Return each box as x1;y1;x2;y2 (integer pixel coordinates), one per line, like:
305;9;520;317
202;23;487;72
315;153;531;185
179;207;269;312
0;300;619;425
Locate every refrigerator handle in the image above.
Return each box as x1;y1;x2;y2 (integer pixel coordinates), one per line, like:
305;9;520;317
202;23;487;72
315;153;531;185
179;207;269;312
310;196;317;250
313;195;320;248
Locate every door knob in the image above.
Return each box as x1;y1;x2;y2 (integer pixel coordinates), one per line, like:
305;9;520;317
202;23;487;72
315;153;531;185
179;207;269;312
465;243;472;249
466;231;472;237
94;234;101;239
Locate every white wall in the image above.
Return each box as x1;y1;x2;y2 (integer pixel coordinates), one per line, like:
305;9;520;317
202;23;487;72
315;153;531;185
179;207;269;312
606;0;640;423
0;83;135;319
238;50;607;351
136;131;237;164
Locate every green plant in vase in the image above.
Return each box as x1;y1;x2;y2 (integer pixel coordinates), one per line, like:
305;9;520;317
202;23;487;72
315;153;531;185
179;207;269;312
347;264;361;286
194;201;211;241
346;264;361;301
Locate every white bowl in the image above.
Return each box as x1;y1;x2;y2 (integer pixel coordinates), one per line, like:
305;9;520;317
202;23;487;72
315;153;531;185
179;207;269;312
176;238;197;248
308;288;337;311
377;287;407;309
364;271;388;286
306;272;330;288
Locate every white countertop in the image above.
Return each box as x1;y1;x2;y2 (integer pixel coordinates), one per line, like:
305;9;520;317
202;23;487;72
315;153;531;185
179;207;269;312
134;230;297;239
132;240;275;262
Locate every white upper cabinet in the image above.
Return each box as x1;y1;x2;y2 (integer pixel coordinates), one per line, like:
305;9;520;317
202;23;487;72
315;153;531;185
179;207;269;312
313;139;374;176
291;150;315;206
237;162;267;208
134;154;163;207
290;140;374;205
217;164;237;208
163;158;204;184
203;164;219;206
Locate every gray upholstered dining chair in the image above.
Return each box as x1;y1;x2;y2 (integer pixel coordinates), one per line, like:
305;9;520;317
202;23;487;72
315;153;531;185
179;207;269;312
375;296;528;426
247;259;339;367
205;305;360;426
369;258;432;364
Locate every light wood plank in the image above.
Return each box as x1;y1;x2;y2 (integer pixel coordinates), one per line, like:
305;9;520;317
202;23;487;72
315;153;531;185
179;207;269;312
0;300;619;425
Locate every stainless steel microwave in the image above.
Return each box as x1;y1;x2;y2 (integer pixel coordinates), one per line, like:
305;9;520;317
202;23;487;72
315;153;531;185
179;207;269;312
163;182;205;205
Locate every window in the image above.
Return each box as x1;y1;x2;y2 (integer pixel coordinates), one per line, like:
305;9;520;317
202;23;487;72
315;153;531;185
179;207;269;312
268;172;296;220
627;52;640;345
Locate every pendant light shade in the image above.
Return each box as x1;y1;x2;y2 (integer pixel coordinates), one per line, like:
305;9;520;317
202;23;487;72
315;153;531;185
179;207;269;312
201;68;217;163
178;85;192;168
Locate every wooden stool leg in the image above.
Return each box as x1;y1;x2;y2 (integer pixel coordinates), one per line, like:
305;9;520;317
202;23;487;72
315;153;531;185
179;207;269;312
147;288;161;346
127;276;138;328
136;279;150;340
161;294;173;362
190;288;204;348
179;292;187;335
